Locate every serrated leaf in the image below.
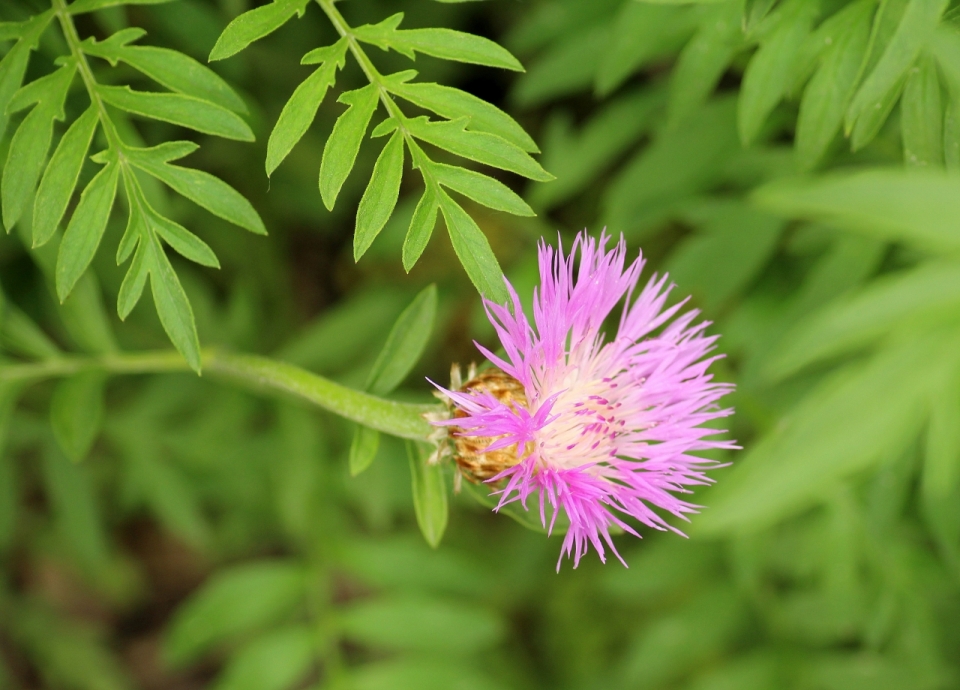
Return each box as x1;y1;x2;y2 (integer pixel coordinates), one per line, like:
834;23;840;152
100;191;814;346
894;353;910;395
32;106;99;247
163;561;305;667
438;191;507;303
2;63;76;231
85;39;247;113
213;626;314;690
147;237;201;372
126;145;266;234
388;80;538;152
355;130;404;261
431;162;533;217
402;186;439;271
846;0;947;150
51;372;105;463
754;170;960;251
55;155;120;302
738;0;815;145
407;441;448;548
796;1;873;171
367;284;437;395
355;12;522;71
69;0;172;13
406;116;552;182
901;54;943;167
209;0;310;61
319;84;379;210
266;41;346;176
97;85;254;141
349;425;380;477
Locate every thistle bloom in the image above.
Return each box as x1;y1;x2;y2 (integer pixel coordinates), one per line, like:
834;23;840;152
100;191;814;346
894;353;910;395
434;231;735;569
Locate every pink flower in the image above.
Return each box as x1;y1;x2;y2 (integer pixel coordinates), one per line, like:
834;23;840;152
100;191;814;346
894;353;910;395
435;231;735;569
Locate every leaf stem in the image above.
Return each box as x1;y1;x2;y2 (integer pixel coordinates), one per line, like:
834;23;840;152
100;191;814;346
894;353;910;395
52;0;123;152
316;0;444;192
0;349;436;440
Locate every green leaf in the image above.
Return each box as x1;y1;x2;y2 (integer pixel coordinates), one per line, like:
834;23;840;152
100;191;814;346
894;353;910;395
512;23;609;108
265;39;346;177
407;441;447;548
152;212;220;268
85;37;247;113
667;1;742;126
0;30;38;142
753;170;960;252
55;154;120;303
532;90;662;210
946;97;960;171
795;1;873;171
32;106;99;247
0;301;60;359
41;443;110;571
846;0;947;150
698;331;960;535
51;373;105;463
668;201;784;310
213;626;314;690
163;561;305;667
147;236;202;373
117;241;149;320
2;63;76;231
354;12;522;71
405;116;552;182
432;162;534;217
931;25;960;97
402;186;439;271
355;130;404;260
367;284;437;396
126;144;266;234
901;55;943;167
438;191;507;303
209;0;310;61
69;0;172;13
596;3;695;97
764;260;960;380
97;85;254;141
118;434;210;549
388;79;538;153
921;374;960;555
738;0;815;145
319;84;380;210
349;425;380;477
339;594;504;654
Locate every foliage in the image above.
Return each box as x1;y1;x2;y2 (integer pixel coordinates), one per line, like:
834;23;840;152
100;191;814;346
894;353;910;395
1;0;960;689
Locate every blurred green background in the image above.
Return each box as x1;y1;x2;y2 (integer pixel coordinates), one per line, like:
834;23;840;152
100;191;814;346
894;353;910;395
2;0;960;688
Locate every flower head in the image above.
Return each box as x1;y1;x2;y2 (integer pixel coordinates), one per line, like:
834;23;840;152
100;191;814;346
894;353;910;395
434;231;735;569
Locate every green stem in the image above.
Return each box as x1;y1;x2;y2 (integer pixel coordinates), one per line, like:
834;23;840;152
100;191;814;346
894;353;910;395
53;0;123;151
0;349;435;440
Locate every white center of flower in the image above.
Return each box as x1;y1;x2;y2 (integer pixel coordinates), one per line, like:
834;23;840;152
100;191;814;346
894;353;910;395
532;344;634;470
